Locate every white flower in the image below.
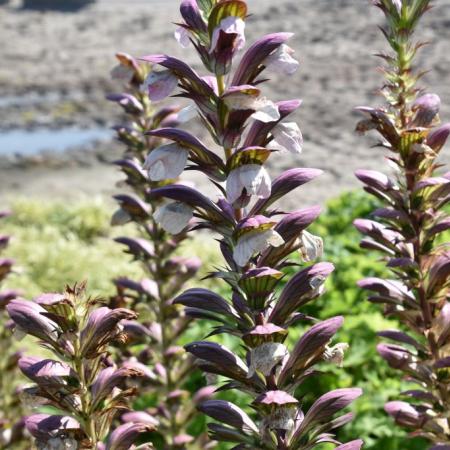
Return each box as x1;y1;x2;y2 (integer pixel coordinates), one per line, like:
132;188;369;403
141;70;178;102
224;92;280;124
174;26;191;48
233;229;284;267
39;438;78;450
110;64;135;83
226;164;271;204
268;122;303;154
251;99;281;123
177;105;197;123
111;208;132;226
392;0;402;13
323;343;349;368
143;143;189;181
153;201;193;234
0;428;12;445
267;407;297;431
299;230;323;262
265;44;300;75
248;343;288;377
210;16;246;54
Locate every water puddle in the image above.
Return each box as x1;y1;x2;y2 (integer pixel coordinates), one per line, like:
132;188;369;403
0;127;112;156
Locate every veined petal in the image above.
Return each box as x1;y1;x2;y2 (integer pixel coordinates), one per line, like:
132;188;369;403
265;44;300;75
251;99;280;123
299;230;323;262
226;164;271;203
269;122;303;153
143;143;188;181
233;229;284;267
210;16;246;54
141;70;178;102
154;201;193;234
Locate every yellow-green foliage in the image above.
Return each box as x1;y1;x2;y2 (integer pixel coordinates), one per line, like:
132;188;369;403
1;197;143;298
1;197;221;299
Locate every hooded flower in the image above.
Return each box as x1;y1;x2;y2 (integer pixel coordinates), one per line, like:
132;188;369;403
299;230;323;262
248;342;288;377
210;16;246;54
233;216;284;267
226;164;271;204
153;201;193;234
223;87;280;123
269;122;303;154
411;93;441;127
175;26;191;48
141;70;178;102
265;44;300;75
143;143;189;181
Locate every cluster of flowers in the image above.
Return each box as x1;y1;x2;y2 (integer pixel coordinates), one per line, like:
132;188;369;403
107;53;215;449
355;0;450;447
133;0;362;448
6;283;152;449
0;211;27;449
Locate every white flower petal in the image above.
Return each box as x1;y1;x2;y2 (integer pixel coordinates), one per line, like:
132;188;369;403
269;122;303;154
144;143;188;181
111;208;132;226
177;105;197;123
226;164;271;203
153;202;193;234
266;230;284;248
392;0;402;13
233;235;257;267
251;100;280;123
174;26;191;48
233;229;284;266
265;44;300;76
210;16;246;54
141;70;178;102
110;64;134;82
299;230;323;262
248;343;288;377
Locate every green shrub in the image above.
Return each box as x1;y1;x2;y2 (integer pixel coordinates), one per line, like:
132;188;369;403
2;191;442;449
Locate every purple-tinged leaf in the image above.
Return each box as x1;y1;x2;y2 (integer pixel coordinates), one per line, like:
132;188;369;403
198;400;258;434
233;32;293;85
106;422;154;450
270;263;335;324
279;317;344;384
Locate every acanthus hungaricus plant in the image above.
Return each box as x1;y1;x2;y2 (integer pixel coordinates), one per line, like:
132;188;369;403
137;0;363;448
7;283;152;450
355;0;450;447
0;211;28;449
108;53;215;449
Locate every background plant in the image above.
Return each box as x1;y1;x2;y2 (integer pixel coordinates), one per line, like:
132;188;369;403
0;210;29;449
106;52;215;449
354;0;450;448
7;282;152;450
136;0;364;448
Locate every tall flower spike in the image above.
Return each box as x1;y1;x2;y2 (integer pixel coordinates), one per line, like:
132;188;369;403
142;1;361;448
7;284;150;449
108;51;213;448
355;0;450;447
0;211;29;449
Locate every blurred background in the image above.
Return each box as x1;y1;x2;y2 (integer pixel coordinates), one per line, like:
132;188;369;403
1;1;450;449
0;0;449;205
